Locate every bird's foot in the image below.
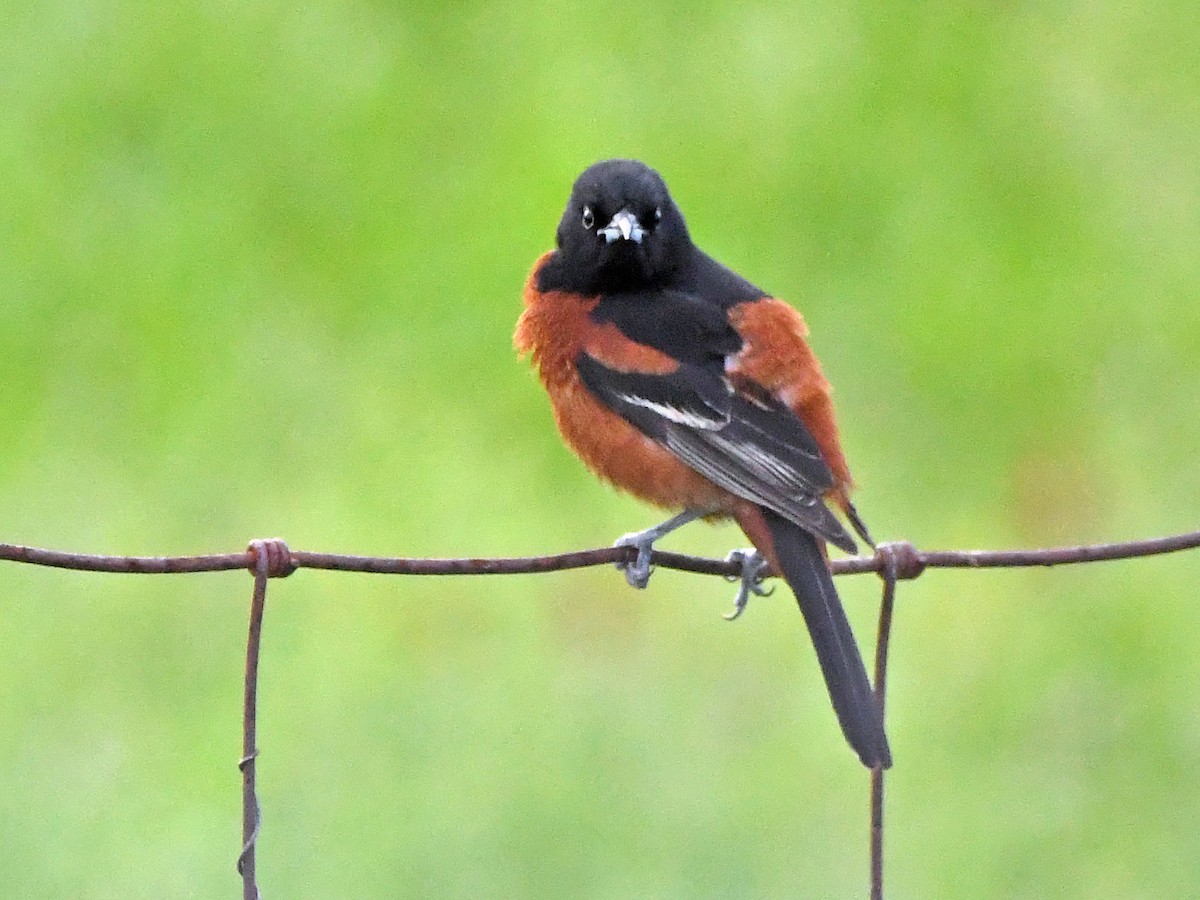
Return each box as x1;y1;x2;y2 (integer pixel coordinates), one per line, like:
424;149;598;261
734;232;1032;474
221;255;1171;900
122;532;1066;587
613;528;660;589
612;509;705;590
722;549;774;621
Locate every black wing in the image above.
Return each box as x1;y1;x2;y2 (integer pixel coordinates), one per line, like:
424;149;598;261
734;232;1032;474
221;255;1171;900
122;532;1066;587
589;287;743;366
576;353;857;554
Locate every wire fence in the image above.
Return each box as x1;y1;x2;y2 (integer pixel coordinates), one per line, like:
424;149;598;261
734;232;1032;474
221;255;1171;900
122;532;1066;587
3;528;1199;899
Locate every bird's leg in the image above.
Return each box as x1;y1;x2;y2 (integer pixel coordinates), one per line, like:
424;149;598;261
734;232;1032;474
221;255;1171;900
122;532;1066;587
613;509;706;589
722;549;774;621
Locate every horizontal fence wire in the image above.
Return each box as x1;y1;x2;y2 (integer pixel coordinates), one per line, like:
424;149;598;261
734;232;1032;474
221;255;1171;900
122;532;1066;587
3;528;1199;580
4;526;1198;900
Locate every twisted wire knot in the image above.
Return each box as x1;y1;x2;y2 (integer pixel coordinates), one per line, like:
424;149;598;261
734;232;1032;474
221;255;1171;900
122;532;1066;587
247;538;296;578
874;541;924;581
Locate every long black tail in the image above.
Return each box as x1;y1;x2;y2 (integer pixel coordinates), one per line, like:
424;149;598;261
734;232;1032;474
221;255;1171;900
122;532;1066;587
763;509;892;769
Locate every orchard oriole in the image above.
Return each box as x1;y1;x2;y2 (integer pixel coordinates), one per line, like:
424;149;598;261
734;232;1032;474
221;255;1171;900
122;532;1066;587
515;159;890;769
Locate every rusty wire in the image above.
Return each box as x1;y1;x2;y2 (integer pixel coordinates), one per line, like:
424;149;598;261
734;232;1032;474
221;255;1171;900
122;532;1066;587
3;527;1199;898
4;528;1198;579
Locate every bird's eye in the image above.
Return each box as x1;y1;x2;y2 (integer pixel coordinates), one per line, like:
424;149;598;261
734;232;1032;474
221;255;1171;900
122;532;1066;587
654;206;662;222
581;206;595;229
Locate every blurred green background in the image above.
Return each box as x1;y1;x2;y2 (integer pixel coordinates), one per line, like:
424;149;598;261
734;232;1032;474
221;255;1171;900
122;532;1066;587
2;1;1198;897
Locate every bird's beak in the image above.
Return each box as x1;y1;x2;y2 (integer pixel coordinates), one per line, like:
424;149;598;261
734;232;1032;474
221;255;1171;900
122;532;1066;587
599;209;646;244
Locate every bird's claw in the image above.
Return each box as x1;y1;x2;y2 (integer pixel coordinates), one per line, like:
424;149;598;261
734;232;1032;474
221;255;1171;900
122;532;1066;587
610;510;707;590
614;531;656;589
722;549;773;621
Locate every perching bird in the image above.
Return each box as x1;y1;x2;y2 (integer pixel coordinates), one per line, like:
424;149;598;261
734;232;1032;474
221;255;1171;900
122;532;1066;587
514;159;890;769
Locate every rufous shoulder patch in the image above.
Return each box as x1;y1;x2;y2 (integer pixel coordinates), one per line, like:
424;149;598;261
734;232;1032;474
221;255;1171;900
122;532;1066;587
727;298;854;495
581;321;678;375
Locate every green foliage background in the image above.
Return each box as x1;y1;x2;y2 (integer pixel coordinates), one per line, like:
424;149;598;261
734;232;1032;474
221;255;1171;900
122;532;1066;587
2;2;1198;897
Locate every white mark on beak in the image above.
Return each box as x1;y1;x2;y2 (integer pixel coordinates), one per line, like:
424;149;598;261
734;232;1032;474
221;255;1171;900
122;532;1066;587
599;210;646;244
